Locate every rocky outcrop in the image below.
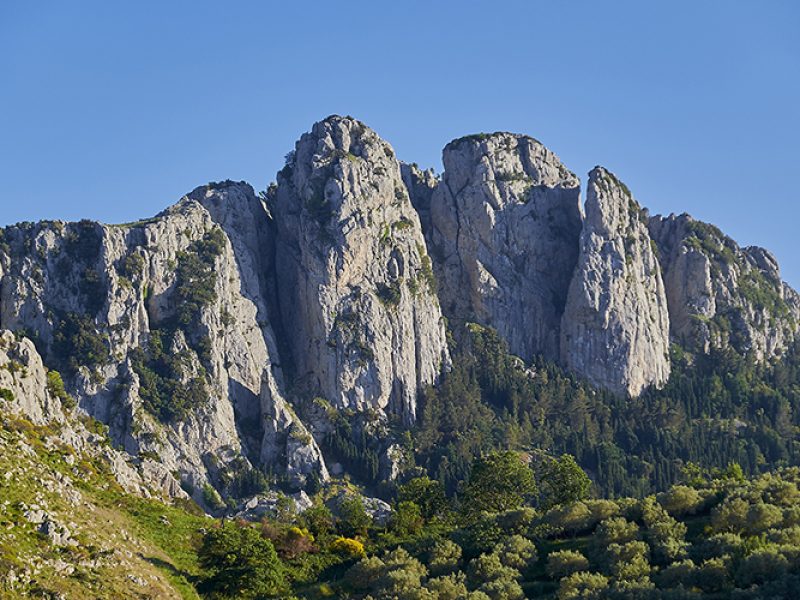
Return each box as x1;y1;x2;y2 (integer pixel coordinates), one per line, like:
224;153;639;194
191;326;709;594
649;213;800;359
422;133;582;361
0;184;328;503
0;329;179;498
271;116;449;425
561;167;671;396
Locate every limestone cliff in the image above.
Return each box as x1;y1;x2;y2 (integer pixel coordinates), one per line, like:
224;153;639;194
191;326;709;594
649;213;800;359
271;116;449;426
561;167;671;396
0;184;327;505
421;133;583;362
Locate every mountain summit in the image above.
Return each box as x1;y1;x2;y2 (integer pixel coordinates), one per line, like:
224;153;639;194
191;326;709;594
1;115;797;508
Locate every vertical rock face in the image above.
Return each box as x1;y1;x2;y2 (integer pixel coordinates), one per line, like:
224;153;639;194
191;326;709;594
649;213;800;359
0;183;328;501
271;116;449;424
400;162;438;237
561;167;671;396
423;133;583;361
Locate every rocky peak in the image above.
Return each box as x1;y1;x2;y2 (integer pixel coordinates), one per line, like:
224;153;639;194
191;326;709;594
561;167;671;396
271;116;449;427
649;213;799;358
422;131;582;361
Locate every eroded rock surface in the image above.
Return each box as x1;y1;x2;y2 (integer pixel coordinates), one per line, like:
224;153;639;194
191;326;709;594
271;116;449;425
422;133;582;361
561;167;671;396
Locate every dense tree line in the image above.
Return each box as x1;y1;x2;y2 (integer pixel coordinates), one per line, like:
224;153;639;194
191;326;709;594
413;324;800;498
197;454;800;599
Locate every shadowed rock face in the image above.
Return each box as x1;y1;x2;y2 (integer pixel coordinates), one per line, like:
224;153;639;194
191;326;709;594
561;167;671;397
418;132;582;362
649;213;800;359
270;116;449;425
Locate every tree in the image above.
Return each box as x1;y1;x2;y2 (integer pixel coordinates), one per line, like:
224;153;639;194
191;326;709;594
493;535;536;570
198;521;285;599
546;550;590;579
605;541;650;581
538;454;592;509
462;451;536;518
657;484;703;517
557;571;609;600
398;476;449;519
300;502;334;538
391;501;424;537
337;496;371;538
428;539;462;575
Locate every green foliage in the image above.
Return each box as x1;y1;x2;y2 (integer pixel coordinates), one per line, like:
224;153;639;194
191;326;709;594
52;312;109;374
390;501;424;537
337;496;372;538
546;550;590;579
376;280;402;308
202;484;225;511
398;476;448;520
461;451;536;518
120;252;146;280
428;539;463;575
322;417;380;483
64;219;102;263
300;503;335;538
130;330;209;423
0;388;13;402
330;536;366;559
198;521;286;599
45;370;75;409
537;454;592;510
417;321;800;499
174;228;225;328
557;571;609;600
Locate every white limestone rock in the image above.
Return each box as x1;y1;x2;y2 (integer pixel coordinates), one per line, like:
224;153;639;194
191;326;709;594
271;115;449;425
561;167;671;396
649;213;800;359
424;132;582;361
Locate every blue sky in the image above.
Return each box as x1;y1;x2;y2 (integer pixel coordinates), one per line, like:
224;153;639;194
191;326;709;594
2;1;799;283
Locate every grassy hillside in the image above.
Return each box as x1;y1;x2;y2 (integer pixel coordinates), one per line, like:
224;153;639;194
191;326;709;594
0;412;212;599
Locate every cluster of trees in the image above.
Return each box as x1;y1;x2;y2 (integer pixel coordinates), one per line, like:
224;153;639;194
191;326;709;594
197;455;800;599
413;324;800;498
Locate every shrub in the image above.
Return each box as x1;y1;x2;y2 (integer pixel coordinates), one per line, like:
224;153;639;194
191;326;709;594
174;228;225;328
546;550;590;579
390;501;424;537
52;312;109;374
300;503;335;538
398;476;448;520
493;534;536;570
46;370;75;408
337;496;372;538
557;571;609;600
376;281;402;308
428;539;462;575
657;484;703;517
130;330;209;423
330;536;366;559
0;388;14;402
202;484;225;511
